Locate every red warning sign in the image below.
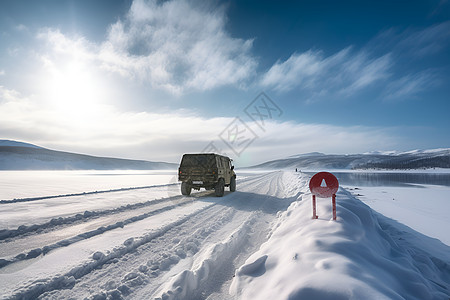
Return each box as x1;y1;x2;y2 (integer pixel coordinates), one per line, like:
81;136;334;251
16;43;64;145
309;172;339;198
309;172;339;220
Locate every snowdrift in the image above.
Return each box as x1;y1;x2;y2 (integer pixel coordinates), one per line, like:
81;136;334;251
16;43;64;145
230;174;450;299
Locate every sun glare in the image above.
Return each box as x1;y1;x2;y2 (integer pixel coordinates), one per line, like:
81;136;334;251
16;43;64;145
34;53;115;132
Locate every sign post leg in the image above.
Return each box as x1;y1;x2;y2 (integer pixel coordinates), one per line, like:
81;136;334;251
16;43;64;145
312;195;318;219
332;194;336;220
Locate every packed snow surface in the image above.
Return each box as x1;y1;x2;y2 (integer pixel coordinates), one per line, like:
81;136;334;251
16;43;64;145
230;178;450;299
345;184;450;246
0;170;449;300
0;170;177;200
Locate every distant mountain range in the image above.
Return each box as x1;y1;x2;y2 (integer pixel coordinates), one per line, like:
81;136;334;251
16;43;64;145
248;149;450;170
2;139;449;171
0;140;177;170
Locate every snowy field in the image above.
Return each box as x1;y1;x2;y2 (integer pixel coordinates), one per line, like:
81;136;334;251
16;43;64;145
0;170;449;299
346;184;450;246
0;170;179;201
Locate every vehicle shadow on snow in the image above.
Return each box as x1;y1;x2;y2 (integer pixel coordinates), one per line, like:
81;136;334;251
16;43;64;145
191;190;301;215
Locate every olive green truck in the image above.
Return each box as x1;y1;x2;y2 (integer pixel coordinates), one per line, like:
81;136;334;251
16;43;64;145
178;153;236;197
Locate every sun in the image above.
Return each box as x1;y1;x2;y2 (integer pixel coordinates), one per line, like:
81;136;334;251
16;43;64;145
47;62;100;113
35;54;115;131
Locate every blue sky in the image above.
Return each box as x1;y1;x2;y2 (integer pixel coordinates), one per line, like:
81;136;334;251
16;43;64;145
0;0;449;165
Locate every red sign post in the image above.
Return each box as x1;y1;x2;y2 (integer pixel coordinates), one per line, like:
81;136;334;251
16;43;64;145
309;172;339;220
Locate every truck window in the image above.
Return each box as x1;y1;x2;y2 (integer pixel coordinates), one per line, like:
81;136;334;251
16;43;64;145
181;154;215;168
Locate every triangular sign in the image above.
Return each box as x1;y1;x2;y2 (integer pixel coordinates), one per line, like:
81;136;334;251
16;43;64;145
320;179;327;187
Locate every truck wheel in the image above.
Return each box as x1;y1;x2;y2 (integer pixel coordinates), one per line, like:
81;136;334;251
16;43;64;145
215;179;224;197
230;176;236;192
181;182;191;196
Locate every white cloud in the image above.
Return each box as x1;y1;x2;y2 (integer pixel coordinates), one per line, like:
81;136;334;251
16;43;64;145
0;70;5;76
339;53;391;95
0;86;20;101
0;85;399;165
1;0;429;164
382;71;437;101
98;0;257;95
259;50;326;92
0;85;229;160
367;21;450;60
30;2;446;103
260;47;392;97
33;0;257;96
37;29;96;61
15;24;29;32
397;21;450;57
260;21;450;100
0;1;262;161
245;121;398;163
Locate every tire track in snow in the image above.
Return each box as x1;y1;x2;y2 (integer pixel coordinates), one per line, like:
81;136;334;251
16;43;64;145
154;214;258;300
2;172;300;300
40;204;239;300
0;183;179;204
151;172;300;300
0;186;204;242
4;201;226;300
0;191;215;269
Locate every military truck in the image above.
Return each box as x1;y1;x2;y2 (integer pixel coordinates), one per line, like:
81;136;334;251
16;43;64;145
178;153;236;197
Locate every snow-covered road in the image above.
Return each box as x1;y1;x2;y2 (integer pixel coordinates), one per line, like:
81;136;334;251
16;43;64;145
1;171;449;300
0;171;301;299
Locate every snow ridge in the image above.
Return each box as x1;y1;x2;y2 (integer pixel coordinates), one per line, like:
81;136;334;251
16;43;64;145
231;174;450;299
5;202;218;300
0;196;199;269
156;215;257;300
0;188;182;240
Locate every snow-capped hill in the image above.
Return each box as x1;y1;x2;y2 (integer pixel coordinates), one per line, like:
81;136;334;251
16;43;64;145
287;152;325;158
398;148;450;155
248;153;378;170
364;148;450;156
249;148;450;170
363;150;399;155
0;139;42;149
0;140;177;170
